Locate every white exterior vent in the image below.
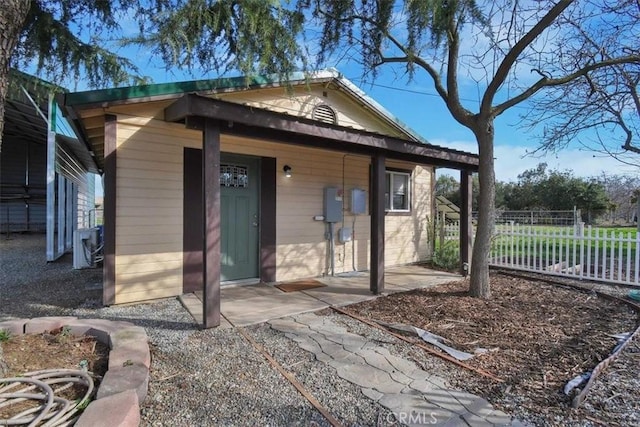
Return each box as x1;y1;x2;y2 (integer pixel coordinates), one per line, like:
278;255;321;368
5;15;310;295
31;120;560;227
312;104;337;124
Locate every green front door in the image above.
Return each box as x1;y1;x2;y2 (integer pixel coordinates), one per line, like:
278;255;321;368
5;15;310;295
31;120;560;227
220;154;260;281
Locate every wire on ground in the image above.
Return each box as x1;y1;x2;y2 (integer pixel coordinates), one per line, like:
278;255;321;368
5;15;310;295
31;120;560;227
331;306;504;383
236;327;344;427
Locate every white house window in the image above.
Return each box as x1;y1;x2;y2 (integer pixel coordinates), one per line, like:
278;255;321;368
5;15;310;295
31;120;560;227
385;171;410;212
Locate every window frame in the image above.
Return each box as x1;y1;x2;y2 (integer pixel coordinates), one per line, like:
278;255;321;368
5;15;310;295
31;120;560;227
385;169;412;214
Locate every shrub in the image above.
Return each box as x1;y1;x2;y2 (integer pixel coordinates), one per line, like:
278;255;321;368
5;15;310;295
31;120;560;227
432;241;460;272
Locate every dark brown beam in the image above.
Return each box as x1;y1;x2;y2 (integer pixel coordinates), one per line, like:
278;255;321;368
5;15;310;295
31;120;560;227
460;170;473;276
203;119;222;328
165;94;479;171
222;123;475;170
103;114;117;305
183;148;203;294
260;157;277;283
370;153;385;294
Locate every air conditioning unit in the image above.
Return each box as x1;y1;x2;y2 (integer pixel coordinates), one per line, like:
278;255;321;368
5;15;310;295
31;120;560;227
73;228;98;269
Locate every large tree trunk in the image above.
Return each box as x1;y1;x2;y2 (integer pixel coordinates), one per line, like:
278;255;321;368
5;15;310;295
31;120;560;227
469;119;496;298
0;0;31;153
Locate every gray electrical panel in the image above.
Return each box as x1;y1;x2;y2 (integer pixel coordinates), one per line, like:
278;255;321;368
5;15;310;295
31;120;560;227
323;187;343;223
350;188;366;215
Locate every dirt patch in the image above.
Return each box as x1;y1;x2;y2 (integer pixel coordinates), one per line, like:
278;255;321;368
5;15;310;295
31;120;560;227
346;272;639;424
1;327;109;420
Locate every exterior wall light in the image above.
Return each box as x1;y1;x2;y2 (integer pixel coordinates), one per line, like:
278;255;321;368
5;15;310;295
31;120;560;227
283;165;292;178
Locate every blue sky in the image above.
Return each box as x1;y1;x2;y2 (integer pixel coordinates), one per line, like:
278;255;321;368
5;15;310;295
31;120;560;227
67;2;637;192
89;58;635;198
337;63;638;183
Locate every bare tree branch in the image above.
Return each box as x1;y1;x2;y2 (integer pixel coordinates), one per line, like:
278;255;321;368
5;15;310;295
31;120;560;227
494;54;640;116
443;7;474;126
481;0;574;114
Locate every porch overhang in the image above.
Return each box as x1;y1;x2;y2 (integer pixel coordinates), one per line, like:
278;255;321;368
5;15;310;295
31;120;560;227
164;94;478;328
164;94;479;171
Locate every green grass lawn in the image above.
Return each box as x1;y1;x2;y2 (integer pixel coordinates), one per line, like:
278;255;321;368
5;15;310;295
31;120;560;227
491;224;638;261
438;224;638;261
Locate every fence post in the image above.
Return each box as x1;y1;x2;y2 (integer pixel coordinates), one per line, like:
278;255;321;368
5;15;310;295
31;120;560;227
509;221;515;267
578;222;585;279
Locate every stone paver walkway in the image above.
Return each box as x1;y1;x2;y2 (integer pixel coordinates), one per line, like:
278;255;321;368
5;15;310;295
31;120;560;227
269;313;516;427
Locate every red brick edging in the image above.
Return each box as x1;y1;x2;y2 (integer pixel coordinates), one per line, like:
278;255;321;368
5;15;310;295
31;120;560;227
0;317;149;427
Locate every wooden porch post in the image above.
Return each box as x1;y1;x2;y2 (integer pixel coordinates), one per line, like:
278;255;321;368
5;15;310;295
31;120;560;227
203;119;222;328
371;153;385;294
103;114;117;305
460;170;473;276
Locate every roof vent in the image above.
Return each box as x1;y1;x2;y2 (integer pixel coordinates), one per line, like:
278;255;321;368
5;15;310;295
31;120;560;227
312;104;337;124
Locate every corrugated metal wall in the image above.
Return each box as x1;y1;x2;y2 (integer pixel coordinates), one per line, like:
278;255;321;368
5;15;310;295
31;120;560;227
0;140;47;232
2;72;97;264
77;172;96;229
1;122;96;239
0;138;94;234
56;140;96;229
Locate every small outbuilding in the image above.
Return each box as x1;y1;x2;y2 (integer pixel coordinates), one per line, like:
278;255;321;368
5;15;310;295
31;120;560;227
1;70;97;261
60;70;477;327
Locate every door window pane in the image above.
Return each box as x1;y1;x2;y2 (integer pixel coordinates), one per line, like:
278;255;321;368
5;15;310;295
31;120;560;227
220;164;249;188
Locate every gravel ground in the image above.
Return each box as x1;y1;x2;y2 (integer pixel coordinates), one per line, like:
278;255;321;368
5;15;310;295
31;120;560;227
1;234;103;319
0;235;390;425
247;321;400;426
3;235;639;426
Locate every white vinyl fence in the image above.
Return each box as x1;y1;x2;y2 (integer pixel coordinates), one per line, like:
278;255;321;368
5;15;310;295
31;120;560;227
438;221;640;287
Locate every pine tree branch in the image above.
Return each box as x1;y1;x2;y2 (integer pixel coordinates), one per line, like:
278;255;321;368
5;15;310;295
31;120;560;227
311;4;456;118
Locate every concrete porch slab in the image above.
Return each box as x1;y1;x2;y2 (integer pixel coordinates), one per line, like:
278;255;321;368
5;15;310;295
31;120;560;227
178;293;233;329
220;291;328;327
182;265;462;327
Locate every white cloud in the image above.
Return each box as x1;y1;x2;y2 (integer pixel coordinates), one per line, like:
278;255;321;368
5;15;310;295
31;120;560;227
431;139;639;182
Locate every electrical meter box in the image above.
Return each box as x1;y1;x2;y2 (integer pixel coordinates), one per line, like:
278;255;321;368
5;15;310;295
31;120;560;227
350;188;366;215
338;227;352;243
323;187;343;223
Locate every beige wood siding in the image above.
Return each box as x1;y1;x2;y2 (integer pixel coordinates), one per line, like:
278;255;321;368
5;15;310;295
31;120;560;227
113;115;200;304
108;83;434;303
105;82;406;137
221;136;433;281
219;84;405;137
384;162;433;267
222;136;370;280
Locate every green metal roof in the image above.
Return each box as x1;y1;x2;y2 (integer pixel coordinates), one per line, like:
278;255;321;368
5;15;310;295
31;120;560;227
63;71;319;106
62;68;430;145
8;69;66;102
